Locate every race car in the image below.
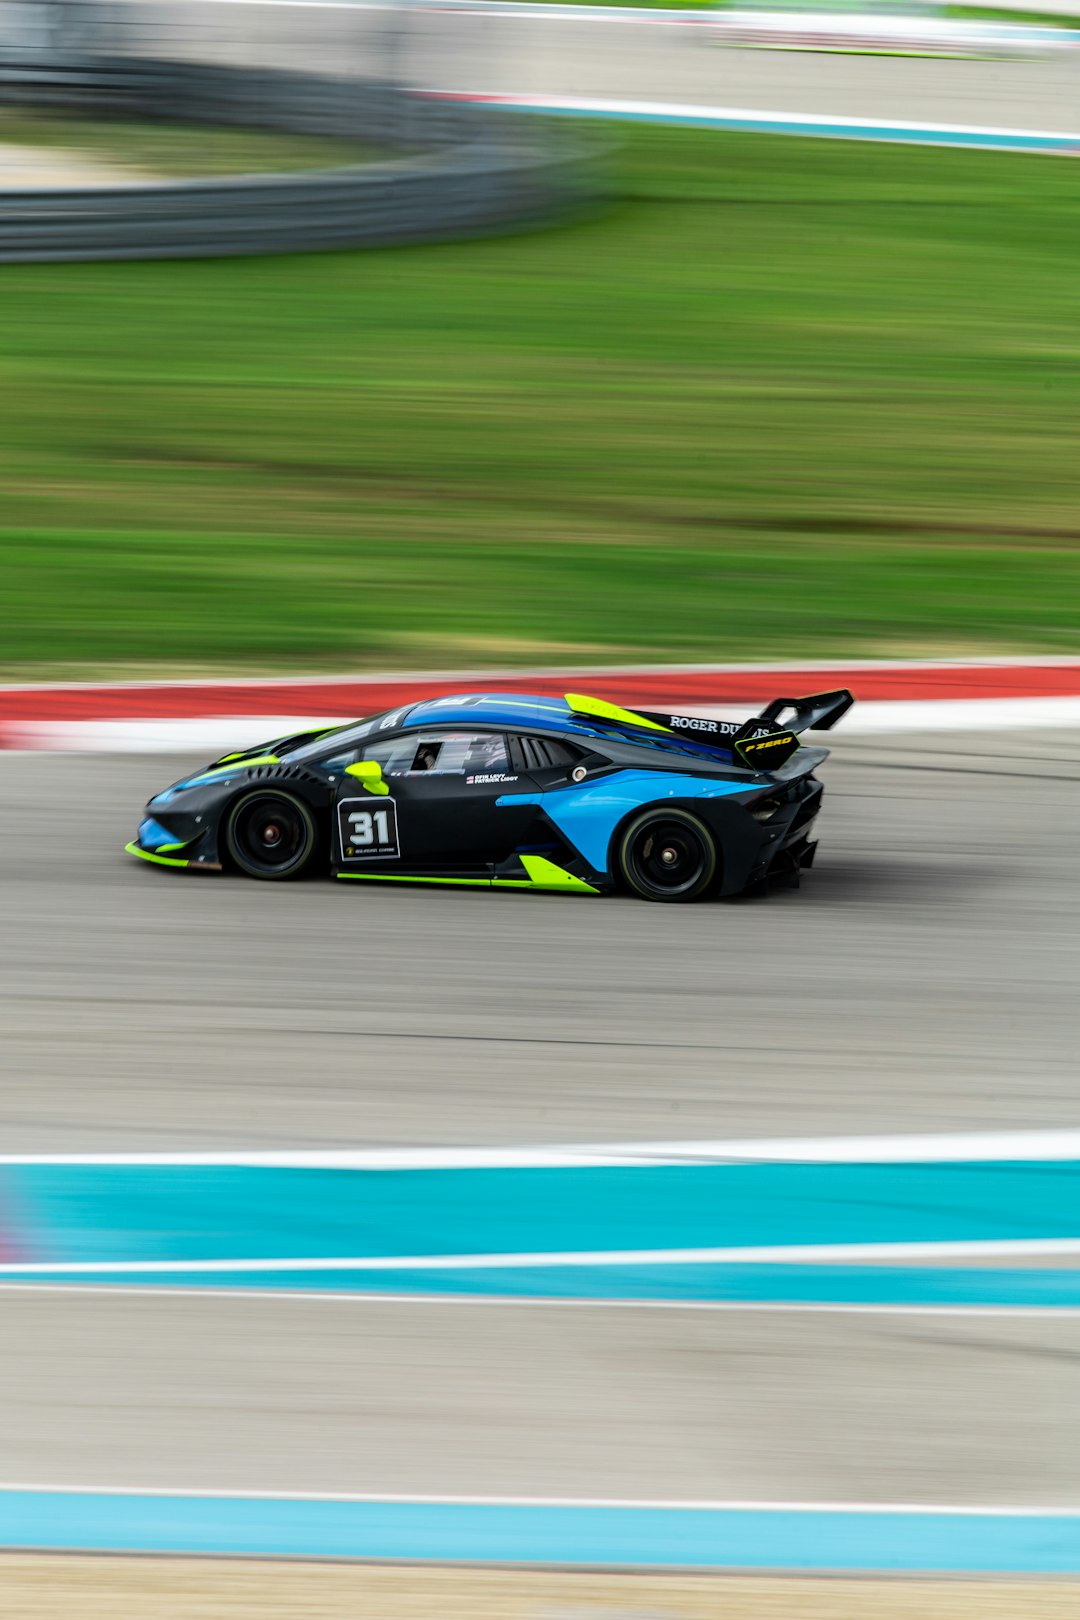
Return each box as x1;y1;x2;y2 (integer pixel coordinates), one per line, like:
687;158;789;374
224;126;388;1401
126;686;853;901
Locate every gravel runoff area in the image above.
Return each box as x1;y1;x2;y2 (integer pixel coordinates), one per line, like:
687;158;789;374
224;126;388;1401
2;1561;1078;1620
0;113;379;185
0;143;153;187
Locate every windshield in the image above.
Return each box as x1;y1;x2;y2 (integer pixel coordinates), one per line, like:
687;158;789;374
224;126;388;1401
285;710;403;761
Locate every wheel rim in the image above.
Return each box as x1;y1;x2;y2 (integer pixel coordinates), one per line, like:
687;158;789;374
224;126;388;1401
231;795;309;874
626;818;710;897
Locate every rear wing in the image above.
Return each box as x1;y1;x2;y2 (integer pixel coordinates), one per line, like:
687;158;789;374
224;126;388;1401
725;689;854;769
754;689;854;735
565;688;854;772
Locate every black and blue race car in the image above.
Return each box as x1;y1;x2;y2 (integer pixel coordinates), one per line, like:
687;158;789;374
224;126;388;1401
126;687;853;902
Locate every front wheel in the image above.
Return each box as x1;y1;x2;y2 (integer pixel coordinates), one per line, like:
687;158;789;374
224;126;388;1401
224;790;320;880
616;808;719;903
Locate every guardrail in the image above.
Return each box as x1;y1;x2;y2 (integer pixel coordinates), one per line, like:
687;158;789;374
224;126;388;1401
0;53;602;261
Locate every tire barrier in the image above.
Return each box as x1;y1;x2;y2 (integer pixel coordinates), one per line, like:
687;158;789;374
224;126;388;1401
0;55;602;262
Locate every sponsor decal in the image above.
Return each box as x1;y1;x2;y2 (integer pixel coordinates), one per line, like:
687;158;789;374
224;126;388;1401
664;713;777;739
668;714;729;734
736;728;800;767
337;797;401;861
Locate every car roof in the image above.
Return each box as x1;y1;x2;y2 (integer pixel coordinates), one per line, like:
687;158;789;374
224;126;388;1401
401;693;581;735
398;692;736;766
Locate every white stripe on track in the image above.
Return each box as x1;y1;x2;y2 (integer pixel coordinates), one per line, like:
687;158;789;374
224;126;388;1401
4;1127;1080;1166
4;1238;1080;1272
1;1282;1077;1316
437;91;1080;144
0;1481;1076;1511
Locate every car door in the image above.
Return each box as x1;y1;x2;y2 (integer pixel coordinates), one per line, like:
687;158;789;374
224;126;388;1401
337;728;536;871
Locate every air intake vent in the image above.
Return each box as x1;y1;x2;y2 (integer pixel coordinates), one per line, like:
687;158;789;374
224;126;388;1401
245;763;325;788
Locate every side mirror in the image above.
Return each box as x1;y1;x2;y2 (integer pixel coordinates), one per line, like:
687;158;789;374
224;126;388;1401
345;760;389;796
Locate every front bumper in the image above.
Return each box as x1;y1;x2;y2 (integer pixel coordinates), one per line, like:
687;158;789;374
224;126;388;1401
127;815;222;872
126;840;221;871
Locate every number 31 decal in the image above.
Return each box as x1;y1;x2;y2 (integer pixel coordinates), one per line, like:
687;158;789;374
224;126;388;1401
337;798;401;861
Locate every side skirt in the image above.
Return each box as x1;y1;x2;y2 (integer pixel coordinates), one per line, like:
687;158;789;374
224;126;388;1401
337;855;599;895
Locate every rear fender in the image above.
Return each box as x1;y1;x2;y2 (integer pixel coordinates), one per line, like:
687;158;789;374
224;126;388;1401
606;794;764;898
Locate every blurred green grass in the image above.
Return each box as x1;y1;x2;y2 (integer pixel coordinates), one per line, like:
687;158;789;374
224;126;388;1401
2;125;1079;676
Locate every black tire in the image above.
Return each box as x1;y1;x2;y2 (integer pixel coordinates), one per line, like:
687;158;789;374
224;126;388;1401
616;808;719;903
224;790;320;881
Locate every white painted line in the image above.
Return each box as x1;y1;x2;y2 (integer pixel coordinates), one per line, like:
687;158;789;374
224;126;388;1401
2;716;347;754
5;1127;1080;1166
4;1238;1080;1273
422;4;706;19
0;1481;1077;1512
777;696;1080;733
435;92;1080;147
1;1282;1077;1316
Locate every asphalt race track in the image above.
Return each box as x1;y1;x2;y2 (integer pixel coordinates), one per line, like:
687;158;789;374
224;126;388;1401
3;731;1078;1151
1;729;1079;1508
414;15;1080;134
151;4;1080;137
4;1293;1080;1500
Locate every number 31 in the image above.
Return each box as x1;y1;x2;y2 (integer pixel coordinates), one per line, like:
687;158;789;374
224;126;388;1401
348;809;390;846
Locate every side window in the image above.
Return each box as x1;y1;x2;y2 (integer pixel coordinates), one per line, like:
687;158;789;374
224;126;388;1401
511;735;583;772
310;721;382;772
365;731;509;778
360;735;421;777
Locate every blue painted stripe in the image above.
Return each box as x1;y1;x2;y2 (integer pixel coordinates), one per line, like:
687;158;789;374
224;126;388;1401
573;107;1080;152
1;1492;1079;1569
6;1162;1080;1267
8;1262;1080;1307
443;94;1080;154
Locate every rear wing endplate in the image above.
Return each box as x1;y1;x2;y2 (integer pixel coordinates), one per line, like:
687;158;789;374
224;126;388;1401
733;725;800;769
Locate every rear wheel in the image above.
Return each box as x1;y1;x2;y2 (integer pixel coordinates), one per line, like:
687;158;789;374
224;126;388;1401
616;808;718;903
224;790;320;880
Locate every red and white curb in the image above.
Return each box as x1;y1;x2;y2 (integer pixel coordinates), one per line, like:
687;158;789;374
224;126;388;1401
1;658;1078;752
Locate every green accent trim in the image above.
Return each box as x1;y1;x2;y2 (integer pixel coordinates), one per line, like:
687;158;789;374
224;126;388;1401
156;842;191;853
338;855;599;894
496;854;600;894
203;754;280;776
125;841;190;869
337;872;490;886
564;692;671;733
